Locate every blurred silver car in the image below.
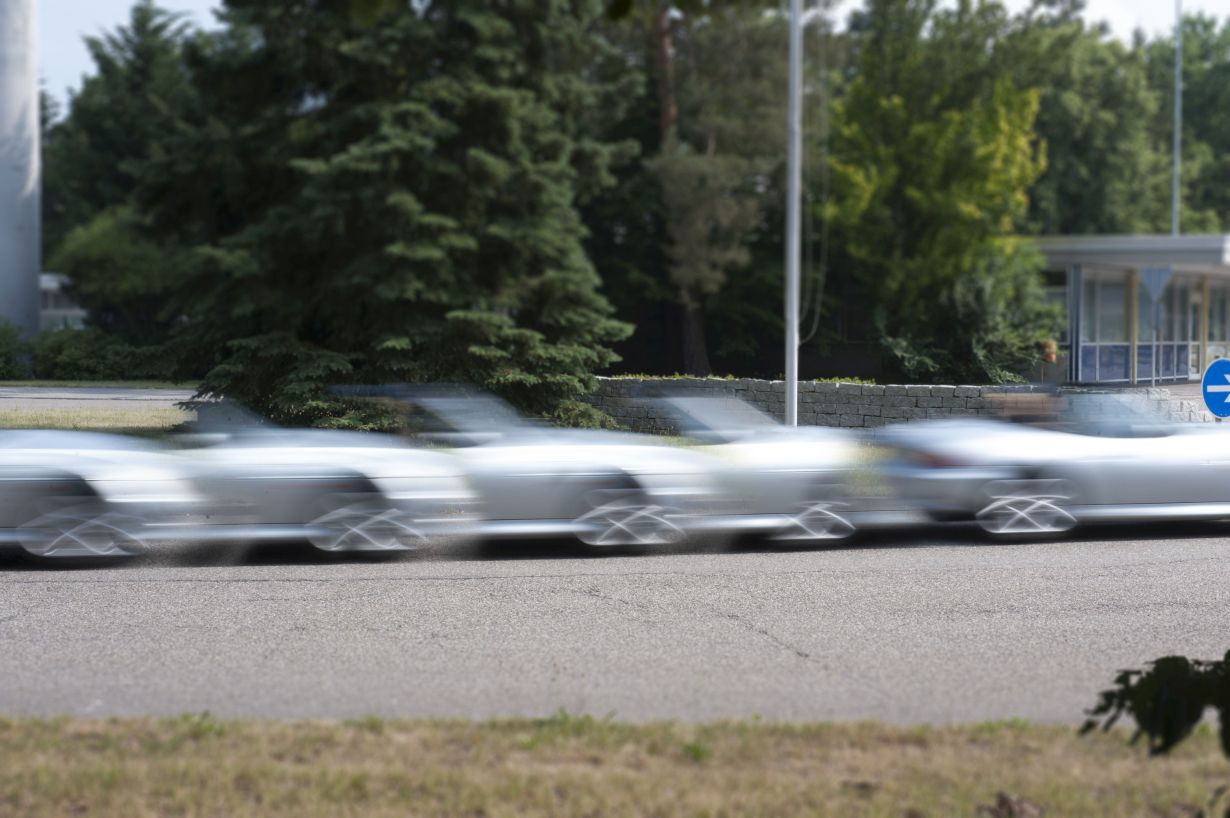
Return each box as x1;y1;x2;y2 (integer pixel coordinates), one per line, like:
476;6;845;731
183;429;474;553
878;393;1230;536
0;430;202;558
407;392;719;548
659;396;914;542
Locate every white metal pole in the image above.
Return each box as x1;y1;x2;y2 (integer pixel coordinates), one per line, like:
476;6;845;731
784;0;802;426
1172;0;1182;236
0;0;42;338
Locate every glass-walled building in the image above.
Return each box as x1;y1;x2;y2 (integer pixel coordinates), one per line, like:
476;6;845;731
1035;235;1230;385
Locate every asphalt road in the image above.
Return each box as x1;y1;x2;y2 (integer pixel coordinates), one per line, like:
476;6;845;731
1;527;1227;725
0;386;195;411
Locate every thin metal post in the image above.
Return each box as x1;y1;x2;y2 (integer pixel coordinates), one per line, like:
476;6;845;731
1154;299;1160;386
784;0;802;426
1172;0;1182;236
1128;269;1138;384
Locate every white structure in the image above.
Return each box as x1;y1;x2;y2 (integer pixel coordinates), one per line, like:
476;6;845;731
39;273;86;330
0;0;42;337
1038;234;1230;385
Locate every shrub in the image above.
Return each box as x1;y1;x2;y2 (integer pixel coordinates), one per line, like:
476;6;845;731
0;322;30;379
31;329;173;381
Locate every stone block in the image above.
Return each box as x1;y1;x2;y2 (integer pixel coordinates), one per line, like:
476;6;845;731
953;385;981;397
839;414;865;427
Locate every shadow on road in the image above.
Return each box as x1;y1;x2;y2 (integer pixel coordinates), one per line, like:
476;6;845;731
0;520;1227;571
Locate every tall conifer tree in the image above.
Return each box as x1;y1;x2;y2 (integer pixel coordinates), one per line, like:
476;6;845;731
142;0;631;423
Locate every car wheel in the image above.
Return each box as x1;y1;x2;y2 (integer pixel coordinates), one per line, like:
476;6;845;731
767;479;858;544
574;487;687;548
975;479;1077;536
772;500;857;542
19;504;148;558
307;498;429;553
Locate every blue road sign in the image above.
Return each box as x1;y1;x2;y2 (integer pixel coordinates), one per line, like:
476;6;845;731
1202;358;1230;417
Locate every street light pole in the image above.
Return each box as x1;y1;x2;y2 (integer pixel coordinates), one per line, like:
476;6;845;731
784;0;802;426
1172;0;1182;236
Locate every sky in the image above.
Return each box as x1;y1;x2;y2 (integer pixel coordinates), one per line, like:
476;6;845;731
37;0;1230;109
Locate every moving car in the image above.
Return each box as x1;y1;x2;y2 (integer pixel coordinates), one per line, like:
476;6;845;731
397;390;721;548
658;395;913;543
878;392;1230;536
182;428;475;553
0;430;202;558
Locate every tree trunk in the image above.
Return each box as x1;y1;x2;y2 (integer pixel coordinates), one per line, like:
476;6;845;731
652;3;677;143
681;298;711;376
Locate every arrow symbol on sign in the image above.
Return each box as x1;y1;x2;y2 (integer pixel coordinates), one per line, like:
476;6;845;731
1209;374;1230;403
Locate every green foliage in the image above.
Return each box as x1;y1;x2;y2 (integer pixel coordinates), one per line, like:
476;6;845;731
652;8;787;301
43;0;1230;393
1000;3;1170;234
50;208;181;346
1083;651;1230;760
827;0;1055;383
650;7;791;374
42;0;197;259
170;711;227;741
0;324;29;380
681;740;711;763
587;2;796;376
31;329;171;381
1144;14;1230;232
136;0;630;425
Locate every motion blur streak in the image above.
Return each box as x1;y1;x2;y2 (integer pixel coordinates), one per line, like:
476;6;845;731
2;389;1228;561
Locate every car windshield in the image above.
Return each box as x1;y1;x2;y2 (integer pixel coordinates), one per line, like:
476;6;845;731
659;396;778;439
1048;393;1175;438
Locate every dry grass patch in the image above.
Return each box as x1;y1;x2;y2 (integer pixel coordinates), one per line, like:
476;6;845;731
0;714;1225;817
0;406;192;431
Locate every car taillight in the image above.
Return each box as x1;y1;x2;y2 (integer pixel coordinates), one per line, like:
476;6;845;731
913;451;968;469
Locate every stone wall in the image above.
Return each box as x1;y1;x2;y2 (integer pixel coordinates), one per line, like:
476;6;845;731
590;376;1214;434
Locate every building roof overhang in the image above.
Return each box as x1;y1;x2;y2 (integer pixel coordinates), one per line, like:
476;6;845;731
1035;234;1230;276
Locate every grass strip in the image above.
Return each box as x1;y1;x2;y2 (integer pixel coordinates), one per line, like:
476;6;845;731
0;406;192;431
0;714;1224;817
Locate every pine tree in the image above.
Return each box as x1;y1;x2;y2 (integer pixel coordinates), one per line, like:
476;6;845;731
141;0;631;424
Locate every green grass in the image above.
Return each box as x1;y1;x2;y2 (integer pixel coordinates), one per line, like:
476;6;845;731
0;716;1224;817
